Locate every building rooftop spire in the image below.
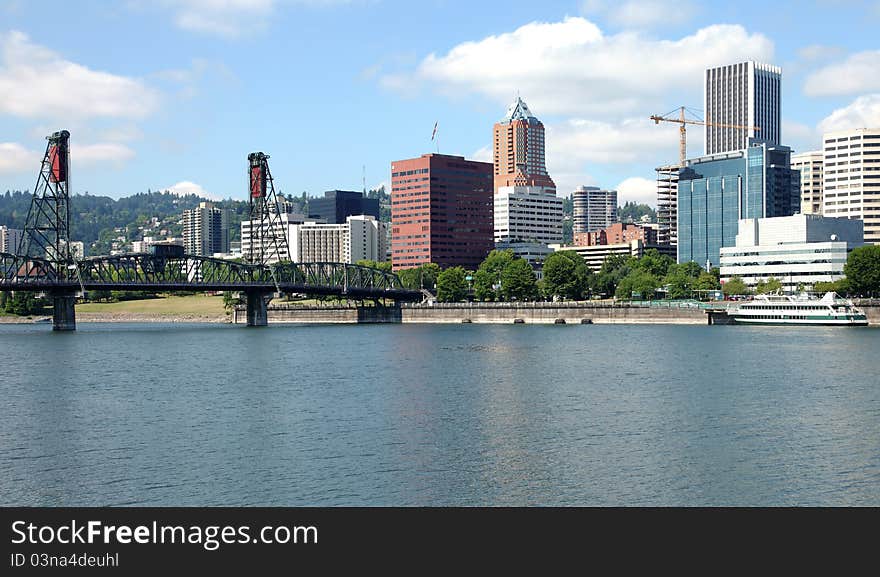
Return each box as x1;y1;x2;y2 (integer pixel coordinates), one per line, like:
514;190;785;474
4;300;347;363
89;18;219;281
504;97;537;122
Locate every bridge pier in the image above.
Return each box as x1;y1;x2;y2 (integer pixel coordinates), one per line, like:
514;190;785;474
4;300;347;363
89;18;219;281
51;291;77;331
245;291;273;327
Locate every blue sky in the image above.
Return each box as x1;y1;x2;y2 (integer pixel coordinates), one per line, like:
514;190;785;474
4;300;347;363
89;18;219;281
1;0;879;206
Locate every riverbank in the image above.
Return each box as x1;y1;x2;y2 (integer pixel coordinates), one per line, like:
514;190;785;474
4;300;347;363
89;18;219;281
238;301;711;325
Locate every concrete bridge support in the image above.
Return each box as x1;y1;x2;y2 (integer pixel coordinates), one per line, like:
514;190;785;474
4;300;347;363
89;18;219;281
246;291;273;327
51;291;77;331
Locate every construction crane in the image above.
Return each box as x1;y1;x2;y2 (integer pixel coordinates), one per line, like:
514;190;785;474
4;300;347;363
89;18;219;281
650;106;761;166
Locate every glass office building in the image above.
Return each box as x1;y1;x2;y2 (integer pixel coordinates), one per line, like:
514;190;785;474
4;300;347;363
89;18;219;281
677;142;799;269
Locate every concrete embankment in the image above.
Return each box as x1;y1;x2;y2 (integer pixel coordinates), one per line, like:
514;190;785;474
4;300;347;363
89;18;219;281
251;302;709;325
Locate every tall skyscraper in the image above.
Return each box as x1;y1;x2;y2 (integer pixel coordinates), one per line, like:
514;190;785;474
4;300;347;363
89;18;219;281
0;225;23;254
390;153;493;270
572;186;618;233
493;97;555;194
677;142;799;269
704;61;781;155
822;127;880;245
791;151;824;215
183;202;229;257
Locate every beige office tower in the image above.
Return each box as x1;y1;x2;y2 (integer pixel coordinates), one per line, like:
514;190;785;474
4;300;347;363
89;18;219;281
822;127;880;245
791;151;824;215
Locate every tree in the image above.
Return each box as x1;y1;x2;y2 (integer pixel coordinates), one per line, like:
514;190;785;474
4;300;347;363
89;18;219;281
501;258;539;301
397;263;441;291
5;291;39;315
615;269;660;300
437;267;468;302
722;276;751;297
755;277;783;294
812;279;848;294
473;249;515;301
632;249;674;278
843;245;880;296
593;254;631;298
542;251;590;300
356;259;392;273
695;271;721;292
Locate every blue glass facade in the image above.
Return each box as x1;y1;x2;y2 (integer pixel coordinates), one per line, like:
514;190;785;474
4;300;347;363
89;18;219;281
677;143;798;268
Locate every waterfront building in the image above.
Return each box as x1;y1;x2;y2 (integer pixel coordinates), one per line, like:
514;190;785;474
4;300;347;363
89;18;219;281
0;225;23;253
791;151;824;215
289;222;346;263
550;239;675;274
821;127;880;245
494;185;564;246
307;190;379;224
574;222;658;247
493;97;555;194
390;153;493;271
242;213;385;264
677;142;799;269
572;186;617;233
183;201;229;257
719;214;864;293
704;61;781;155
655;164;679;247
240;212;307;263
343;215;387;263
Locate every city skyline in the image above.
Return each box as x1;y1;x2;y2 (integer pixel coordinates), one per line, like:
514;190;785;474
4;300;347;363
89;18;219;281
1;1;879;207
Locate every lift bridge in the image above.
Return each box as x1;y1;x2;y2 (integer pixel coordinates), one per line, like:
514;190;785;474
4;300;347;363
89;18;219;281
0;130;419;330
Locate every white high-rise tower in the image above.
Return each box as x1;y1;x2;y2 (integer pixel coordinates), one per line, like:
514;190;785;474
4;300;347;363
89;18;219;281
704;61;781;155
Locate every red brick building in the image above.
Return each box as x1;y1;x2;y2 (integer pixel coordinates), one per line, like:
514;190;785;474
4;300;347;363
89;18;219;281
390;154;493;271
493;97;556;194
574;222;658;247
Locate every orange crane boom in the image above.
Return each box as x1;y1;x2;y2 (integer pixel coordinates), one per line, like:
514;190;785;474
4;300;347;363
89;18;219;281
650;106;760;166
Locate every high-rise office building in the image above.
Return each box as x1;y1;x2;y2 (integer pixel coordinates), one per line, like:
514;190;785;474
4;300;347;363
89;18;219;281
493;97;555;194
182;202;230;257
821;127;880;245
704;61;781;155
0;225;23;254
494;186;564;245
572;186;617;233
390;153;493;270
677;142;799;269
307;190;379;224
791;151;824;215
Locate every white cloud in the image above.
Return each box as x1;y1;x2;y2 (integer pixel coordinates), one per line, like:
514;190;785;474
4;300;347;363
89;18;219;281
471;145;492;163
804;50;880;97
162;180;223;200
386;17;773;118
580;0;696;29
797;44;845;62
818;94;880;133
615;177;657;207
73;143;137;167
163;0;276;38
0;31;159;121
157;0;355;38
0;142;40;175
782;120;821;153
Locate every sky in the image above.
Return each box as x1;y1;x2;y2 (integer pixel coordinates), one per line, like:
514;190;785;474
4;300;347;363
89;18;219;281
1;0;880;207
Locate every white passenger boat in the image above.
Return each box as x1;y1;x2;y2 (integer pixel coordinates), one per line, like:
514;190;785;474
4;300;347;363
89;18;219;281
727;292;868;326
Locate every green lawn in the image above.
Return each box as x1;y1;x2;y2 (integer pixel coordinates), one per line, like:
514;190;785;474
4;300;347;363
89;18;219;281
76;294;226;316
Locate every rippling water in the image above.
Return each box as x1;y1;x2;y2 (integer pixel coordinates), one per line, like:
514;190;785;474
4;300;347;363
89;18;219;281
1;322;878;506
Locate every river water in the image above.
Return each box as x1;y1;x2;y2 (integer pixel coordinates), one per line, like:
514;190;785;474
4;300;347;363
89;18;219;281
1;322;878;506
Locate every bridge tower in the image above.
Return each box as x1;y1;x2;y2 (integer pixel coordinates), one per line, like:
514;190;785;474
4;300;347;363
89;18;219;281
246;152;290;266
244;152;290;325
18;130;77;331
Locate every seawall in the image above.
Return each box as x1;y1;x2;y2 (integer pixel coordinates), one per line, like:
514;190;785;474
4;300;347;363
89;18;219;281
245;302;709;325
